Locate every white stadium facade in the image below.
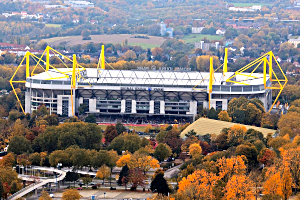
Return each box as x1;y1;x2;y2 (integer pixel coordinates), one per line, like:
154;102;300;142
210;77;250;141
24;68;272;120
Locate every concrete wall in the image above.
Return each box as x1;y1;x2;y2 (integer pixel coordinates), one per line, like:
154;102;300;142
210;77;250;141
121;100;126;113
187;101;197;115
149;100;154;114
89;98;97;113
160;101;165;114
131;100;136;113
25;92;31;114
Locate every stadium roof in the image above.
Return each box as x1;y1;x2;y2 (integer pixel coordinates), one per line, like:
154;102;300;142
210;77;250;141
180;118;276;137
29;68;268;87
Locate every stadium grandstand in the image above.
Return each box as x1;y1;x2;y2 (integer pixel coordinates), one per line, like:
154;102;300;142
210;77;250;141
11;46;286;123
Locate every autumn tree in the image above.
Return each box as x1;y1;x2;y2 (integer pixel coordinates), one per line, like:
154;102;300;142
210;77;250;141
96;165;110;184
189;143;202;159
127;168;145;190
0;152;15;167
218;110;232;122
257;148;276;166
224;175;255;200
279;163;292;200
263;172;282;198
177;169;219;200
196;55;220;72
39;191;52;200
227;125;247;146
277;111;300;138
217;156;247;182
62;189;82;200
104;125;118;144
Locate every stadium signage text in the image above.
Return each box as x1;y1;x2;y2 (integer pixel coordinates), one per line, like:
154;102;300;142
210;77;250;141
121;87;163;91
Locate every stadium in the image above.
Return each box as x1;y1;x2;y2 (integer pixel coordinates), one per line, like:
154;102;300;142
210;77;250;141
11;46;287;122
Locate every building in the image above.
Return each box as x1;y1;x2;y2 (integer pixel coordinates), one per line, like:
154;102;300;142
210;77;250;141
25;68;272;121
288;37;300;48
158;22;173;38
216;29;226;35
192;27;204;34
195;41;220;51
228;5;261;12
65;1;94;8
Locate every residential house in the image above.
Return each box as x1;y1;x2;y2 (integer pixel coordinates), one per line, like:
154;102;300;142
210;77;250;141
192;27;204;34
288;37;300;48
195;41;220;51
216;29;226;35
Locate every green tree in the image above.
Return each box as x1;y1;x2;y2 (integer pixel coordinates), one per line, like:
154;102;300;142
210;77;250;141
153;144;172;162
85;114;96;123
109;133;142;154
185;130;197;138
82;175;92;188
117;164;129;189
115;122;126;135
8;136;32;155
65;171;79;187
150;173;170;196
208;107;218;119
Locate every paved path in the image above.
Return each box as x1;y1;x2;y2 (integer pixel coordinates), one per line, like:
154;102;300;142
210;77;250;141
164;164;182;179
8;167;66;200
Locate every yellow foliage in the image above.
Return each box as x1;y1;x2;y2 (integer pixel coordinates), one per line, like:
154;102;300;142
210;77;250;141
116;154;131;167
189;143;202;158
62;189;82;200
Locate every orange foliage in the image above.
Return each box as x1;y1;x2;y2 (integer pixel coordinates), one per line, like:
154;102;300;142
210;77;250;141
217;156;247;181
178;169;219;200
224;175;255;200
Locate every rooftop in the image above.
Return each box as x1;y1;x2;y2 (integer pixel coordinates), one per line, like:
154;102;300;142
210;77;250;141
28;68;268;87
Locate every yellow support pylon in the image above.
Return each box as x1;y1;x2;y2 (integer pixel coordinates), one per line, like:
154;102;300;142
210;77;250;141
223;48;228;76
208;57;214;109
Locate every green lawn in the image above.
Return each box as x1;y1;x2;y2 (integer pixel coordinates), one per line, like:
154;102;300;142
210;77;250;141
128;43;160;49
99;125;146;132
45;24;62;28
229;2;269;7
183;34;223;44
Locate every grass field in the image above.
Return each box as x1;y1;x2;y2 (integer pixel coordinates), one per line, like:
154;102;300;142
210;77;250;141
180;118;276;137
128;43;160;49
45;24;62;28
99;125;146;132
230;2;269;7
183;34;223;44
43;34;165;49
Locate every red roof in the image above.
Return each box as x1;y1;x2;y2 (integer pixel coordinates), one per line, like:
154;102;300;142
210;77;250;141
0;43;27;49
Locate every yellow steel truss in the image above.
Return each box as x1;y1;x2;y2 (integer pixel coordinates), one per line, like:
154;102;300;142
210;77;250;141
10;46;93;116
193;49;288;113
